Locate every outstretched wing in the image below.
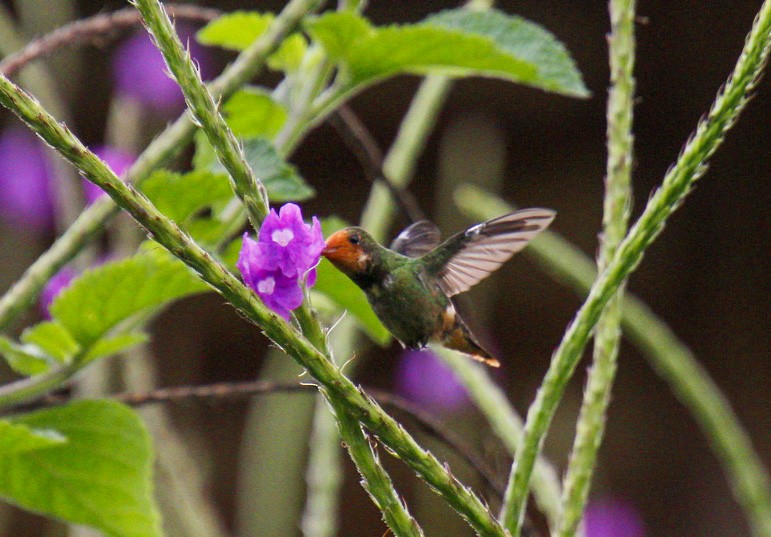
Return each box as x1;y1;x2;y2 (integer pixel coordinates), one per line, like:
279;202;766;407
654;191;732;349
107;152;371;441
423;208;555;296
390;220;441;258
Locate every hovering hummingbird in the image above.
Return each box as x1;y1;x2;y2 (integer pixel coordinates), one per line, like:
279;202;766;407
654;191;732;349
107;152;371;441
322;208;555;367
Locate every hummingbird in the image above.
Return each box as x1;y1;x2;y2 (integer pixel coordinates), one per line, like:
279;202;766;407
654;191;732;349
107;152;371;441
321;208;555;367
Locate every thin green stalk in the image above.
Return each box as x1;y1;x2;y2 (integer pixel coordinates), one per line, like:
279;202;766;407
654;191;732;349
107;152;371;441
436;348;561;527
0;0;317;332
499;4;771;533
296;300;424;537
455;185;771;537
123;346;229;537
556;1;636;536
301;389;345;537
133;0;268;229
0;72;505;537
0;3;66;118
329;393;425;537
0;361;81;408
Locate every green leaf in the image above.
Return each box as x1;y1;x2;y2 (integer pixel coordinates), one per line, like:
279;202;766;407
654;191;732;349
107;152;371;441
212;138;315;202
82;332;150;365
425;9;587;96
266;33;308;72
306;8;588;97
0;400;161;537
197;12;307;73
0;336;55;376
50;250;208;347
0;420;66;455
142;169;233;223
305;10;372;58
197;11;273;51
21;321;79;364
222;87;288;139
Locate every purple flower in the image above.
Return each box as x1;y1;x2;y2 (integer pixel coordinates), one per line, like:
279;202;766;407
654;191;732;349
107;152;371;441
395;349;470;413
0;126;55;230
584;498;645;537
112;25;212;114
84;146;137;204
256;204;324;282
237;203;323;321
39;267;77;319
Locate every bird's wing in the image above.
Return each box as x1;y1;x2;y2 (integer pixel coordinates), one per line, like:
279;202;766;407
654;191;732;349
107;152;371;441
423;208;556;296
390;220;441;258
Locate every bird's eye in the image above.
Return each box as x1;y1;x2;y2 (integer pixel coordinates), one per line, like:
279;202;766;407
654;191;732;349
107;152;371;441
348;234;360;245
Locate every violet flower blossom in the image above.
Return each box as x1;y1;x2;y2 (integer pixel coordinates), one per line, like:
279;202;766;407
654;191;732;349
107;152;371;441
112;24;212;114
395;349;470;413
237;203;324;321
0;126;56;230
584;498;645;537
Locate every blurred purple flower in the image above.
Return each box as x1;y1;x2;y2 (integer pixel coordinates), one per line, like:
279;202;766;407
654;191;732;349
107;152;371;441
112;25;212;114
237;204;323;321
584;498;645;537
0;126;55;230
39;267;77;319
84;146;137;204
395;349;470;413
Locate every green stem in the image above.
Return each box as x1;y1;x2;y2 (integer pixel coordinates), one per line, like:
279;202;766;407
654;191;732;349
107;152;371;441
0;72;505;537
556;1;636;536
133;0;268;229
329;393;425;537
301;392;345;537
498;4;771;533
0;362;81;409
0;3;67;118
296;298;424;537
436;348;562;527
455;185;771;537
0;0;317;332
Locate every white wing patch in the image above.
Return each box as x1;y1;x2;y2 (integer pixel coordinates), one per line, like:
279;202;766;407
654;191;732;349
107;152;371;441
437;208;555;296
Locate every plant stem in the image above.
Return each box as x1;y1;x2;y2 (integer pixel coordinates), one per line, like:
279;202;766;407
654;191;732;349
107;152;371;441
0;71;506;537
498;4;771;533
455;184;771;537
0;362;82;409
436;348;562;527
0;0;317;332
295;297;424;537
556;1;636;536
329;393;425;537
301;390;345;537
133;0;269;229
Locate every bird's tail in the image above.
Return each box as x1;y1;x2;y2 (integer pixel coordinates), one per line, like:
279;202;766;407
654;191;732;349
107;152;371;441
442;320;500;368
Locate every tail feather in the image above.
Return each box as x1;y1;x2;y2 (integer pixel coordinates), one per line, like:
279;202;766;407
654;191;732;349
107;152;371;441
442;321;500;368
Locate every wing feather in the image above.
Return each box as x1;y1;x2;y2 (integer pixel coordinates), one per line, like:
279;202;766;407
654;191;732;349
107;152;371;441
390;220;441;257
429;208;555;296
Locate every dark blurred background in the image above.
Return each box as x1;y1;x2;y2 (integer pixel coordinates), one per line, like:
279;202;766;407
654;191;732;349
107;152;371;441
0;1;768;536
